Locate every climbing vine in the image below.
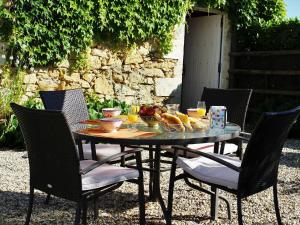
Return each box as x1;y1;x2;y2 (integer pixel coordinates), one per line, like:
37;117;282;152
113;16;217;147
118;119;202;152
0;0;290;66
93;0;191;54
0;0;94;67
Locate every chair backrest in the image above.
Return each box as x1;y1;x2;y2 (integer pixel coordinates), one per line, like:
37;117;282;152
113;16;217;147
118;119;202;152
11;103;82;201
238;106;300;197
201;87;252;130
39;89;89;131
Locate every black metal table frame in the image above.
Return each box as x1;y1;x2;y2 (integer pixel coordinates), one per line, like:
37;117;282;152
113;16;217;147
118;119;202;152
73;125;240;221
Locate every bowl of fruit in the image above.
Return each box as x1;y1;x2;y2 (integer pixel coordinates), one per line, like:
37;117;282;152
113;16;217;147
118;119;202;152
139;105;166;127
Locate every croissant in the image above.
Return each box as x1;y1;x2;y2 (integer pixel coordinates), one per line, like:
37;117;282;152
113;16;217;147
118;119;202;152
190;117;209;130
161;113;185;132
175;111;193;132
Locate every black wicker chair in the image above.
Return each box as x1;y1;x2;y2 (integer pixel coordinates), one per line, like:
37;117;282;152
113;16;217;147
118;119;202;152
187;87;252;158
11;103;145;225
167;106;300;225
39;89;126;161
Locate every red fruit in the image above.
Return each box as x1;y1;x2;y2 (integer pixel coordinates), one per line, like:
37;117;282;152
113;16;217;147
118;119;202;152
138;105;146;116
146;107;155;116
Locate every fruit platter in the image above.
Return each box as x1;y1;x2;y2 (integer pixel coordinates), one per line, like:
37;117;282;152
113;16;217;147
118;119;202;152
139;105;167;127
138;105;209;132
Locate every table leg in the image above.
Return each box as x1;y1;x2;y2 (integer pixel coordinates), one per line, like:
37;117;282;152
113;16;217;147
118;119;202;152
120;145;125;167
76;139;84;160
148;145;154;199
91;141;97;160
152;145;168;219
152;145;161;201
211;142;220;220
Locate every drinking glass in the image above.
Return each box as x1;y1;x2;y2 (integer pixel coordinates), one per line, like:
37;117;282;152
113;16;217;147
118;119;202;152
128;97;140;129
196;101;206;117
166;104;179;115
128;105;139;123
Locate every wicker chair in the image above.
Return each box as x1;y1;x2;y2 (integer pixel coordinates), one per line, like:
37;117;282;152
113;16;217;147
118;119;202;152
187;87;252;157
11;103;145;225
39;89;126;161
167;106;300;225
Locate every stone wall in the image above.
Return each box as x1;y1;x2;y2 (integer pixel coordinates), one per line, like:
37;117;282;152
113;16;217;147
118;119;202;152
1;25;185;105
21;42;181;104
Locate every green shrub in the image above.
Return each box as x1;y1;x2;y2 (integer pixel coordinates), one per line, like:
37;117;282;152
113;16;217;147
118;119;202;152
236;18;300;51
86;93;130;119
0;97;43;148
0;94;130;148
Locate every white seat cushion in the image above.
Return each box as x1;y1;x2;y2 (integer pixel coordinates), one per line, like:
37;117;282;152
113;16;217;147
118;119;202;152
166;143;238;158
80;160;139;191
82;144;126;161
186;143;238;157
176;154;241;190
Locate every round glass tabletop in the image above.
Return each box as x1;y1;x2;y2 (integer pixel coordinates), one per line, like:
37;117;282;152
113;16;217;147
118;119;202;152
74;123;241;146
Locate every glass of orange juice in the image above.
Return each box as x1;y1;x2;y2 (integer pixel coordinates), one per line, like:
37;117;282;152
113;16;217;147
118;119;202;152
196;101;206;118
128;105;140;130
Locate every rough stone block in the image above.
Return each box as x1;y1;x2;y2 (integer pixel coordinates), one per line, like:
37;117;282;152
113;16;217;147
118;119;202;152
114;84;135;96
94;77;113;95
124;52;143;64
155;77;181;97
91;48;108;58
112;73;124;83
90;56;102;69
80;80;90;89
82;73;95;83
38;80;59;91
70;73;80;82
141;68;164;77
24;74;37;84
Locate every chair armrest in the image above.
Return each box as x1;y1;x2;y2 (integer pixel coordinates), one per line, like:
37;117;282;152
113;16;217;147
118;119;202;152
238;131;251;142
172;145;241;172
80;149;142;175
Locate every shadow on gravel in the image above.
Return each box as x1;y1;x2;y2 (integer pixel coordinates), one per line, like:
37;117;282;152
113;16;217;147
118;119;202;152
284;139;300;150
280;152;300;168
0;190;141;225
278;180;300;195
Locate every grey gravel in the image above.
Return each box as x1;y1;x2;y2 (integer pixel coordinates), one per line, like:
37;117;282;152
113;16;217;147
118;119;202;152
0;140;299;225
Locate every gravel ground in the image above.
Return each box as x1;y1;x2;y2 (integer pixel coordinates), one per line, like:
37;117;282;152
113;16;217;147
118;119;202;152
0;140;299;225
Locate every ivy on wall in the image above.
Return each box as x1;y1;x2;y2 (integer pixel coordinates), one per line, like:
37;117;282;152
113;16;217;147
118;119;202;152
0;0;94;67
94;0;191;54
0;0;294;66
0;0;191;68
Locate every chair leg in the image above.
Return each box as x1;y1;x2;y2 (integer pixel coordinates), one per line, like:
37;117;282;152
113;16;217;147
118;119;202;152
166;156;177;225
93;198;99;220
25;186;34;225
81;199;88;225
237;197;243;225
74;202;82;225
136;151;146;225
273;184;283;225
45;193;51;204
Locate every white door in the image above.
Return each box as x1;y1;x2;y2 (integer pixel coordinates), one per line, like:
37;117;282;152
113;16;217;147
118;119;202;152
181;15;222;112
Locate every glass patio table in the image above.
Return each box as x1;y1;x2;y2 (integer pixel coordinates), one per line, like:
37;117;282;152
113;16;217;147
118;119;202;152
73;122;241;220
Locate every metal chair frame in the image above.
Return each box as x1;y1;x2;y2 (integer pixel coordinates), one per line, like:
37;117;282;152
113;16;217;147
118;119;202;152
166;106;300;225
11;103;145;225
